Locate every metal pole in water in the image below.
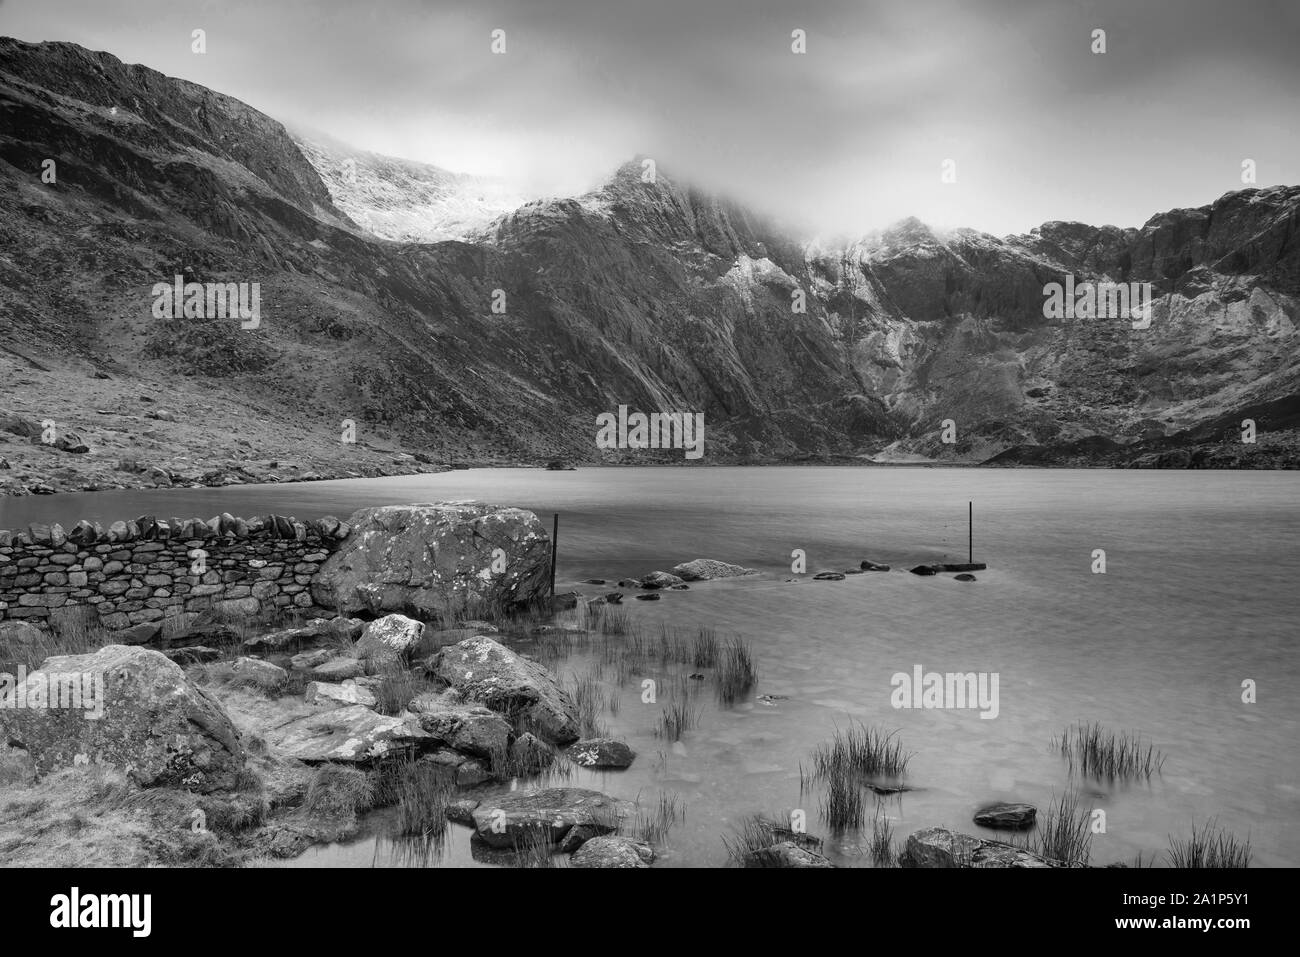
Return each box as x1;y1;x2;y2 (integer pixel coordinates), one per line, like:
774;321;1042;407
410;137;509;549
969;501;973;564
550;512;559;610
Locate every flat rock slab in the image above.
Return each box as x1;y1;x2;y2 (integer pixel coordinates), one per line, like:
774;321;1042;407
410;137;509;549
305;680;377;709
268;704;428;762
311;657;365;680
901;826;1057;868
570;835;655;868
973;802;1037;830
471;787;632;848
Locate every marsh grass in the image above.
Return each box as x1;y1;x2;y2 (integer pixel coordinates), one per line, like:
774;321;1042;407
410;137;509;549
373;666;436;716
721;811;818;862
567;671;610;737
1054;722;1166;781
655;700;698;741
1166;820;1252;868
804;724;909;832
870;809;898;867
510;825;561;868
1015;791;1092;866
713;637;757;706
626;791;684;845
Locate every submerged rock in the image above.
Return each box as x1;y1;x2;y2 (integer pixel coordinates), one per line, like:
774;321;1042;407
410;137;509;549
745;841;835;868
570;835;655;868
0;645;246;792
901;826;1057;868
909;564;940;576
311;503;552;618
860;560;891;572
426;635;580;744
471;787;629;848
635;593;661;601
973;802;1037;830
639;571;684;589
813;571;846;581
671;558;757;581
955;573;977;582
604;593;624;604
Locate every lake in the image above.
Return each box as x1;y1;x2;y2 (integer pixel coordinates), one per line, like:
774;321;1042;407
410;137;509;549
3;466;1296;867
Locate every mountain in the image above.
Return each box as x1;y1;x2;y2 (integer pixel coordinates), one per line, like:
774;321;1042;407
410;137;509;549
1;37;1298;496
290;129;527;243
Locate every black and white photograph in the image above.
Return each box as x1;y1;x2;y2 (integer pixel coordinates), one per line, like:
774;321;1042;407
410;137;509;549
0;0;1293;932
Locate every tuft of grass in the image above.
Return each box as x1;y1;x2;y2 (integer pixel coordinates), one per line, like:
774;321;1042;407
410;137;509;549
1019;791;1093;866
713;637;757;706
372;666;436;716
305;764;375;816
1166;820;1252;868
1053;722;1166;781
721;811;819;863
655;700;699;741
691;627;719;668
870;809;898;867
811;723;911;781
2;606;108;672
599;609;629;636
626;792;684;845
567;671;610;738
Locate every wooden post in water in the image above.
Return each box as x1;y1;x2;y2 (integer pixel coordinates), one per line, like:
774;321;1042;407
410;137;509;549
549;513;559;611
968;501;973;564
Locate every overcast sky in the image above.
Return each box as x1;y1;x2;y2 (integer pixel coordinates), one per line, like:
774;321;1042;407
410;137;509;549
4;0;1298;237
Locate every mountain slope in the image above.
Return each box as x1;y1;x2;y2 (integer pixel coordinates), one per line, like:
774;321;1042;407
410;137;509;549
1;37;1298;497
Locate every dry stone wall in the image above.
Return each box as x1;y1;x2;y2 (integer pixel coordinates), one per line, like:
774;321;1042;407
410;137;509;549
0;513;350;632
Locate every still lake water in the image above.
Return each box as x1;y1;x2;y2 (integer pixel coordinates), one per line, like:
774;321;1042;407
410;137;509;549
3;467;1297;867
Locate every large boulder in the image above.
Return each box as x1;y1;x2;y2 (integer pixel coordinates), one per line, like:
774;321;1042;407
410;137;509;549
671;559;758;581
426;636;580;744
568;738;636;769
901;826;1058;868
311;503;552;619
0;645;246;792
0;620;44;652
471;787;630;848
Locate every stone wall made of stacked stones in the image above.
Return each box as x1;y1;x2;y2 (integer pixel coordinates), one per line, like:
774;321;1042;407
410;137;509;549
0;513;350;632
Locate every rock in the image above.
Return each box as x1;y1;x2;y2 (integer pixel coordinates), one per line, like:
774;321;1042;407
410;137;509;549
860;560;891;571
457;759;491;786
568;738;635;769
354;614;424;666
639;571;684;589
305;680;378;709
458;620;498;633
909;564;941;576
0;742;37;786
973;803;1037;830
635;593;660;601
408;692;511;758
117;622;162;646
558;823;605;853
581;579;606;585
604;592;623;604
290;648;334;671
813;571;846;581
471;787;630;848
446;798;480;826
670;583;689;590
744;841;835;868
426;635;580;744
955;573;977;582
0;645;245;791
510;731;556;773
311;503;552;619
145;409;178;422
268;705;429;762
570;835;655;868
900;826;1057;868
231;656;288;690
671;559;757;581
0;620;43;648
311;657;365;681
162;646;220;665
243;626;321;651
